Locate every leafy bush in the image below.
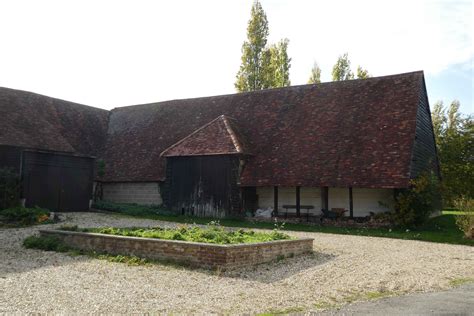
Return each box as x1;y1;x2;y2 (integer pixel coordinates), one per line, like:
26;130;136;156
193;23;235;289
92;201;175;217
87;223;292;245
0;167;20;210
392;173;441;227
454;197;474;239
23;235;69;252
0;206;50;226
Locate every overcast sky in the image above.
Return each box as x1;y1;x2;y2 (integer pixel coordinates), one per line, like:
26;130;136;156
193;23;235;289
0;0;472;114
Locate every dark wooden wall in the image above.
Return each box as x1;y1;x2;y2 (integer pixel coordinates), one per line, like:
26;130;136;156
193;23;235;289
164;155;241;217
241;187;258;212
22;151;94;211
410;79;440;179
0;145;23;173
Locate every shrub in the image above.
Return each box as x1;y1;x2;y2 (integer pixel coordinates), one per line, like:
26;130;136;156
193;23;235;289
23;235;69;252
392;173;441;227
92;201;175;217
0;167;20;210
0;206;50;226
454;197;474;239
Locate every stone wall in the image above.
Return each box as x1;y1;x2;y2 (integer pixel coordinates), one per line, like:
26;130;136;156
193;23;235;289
101;182;162;205
39;230;314;270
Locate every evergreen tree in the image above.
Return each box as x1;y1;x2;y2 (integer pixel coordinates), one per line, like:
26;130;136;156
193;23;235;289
308;62;322;84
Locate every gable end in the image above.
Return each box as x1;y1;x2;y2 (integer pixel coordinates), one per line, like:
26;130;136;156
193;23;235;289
409;77;440;179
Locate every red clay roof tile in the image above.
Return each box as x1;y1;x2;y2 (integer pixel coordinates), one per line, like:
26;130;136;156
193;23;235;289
161;115;250;157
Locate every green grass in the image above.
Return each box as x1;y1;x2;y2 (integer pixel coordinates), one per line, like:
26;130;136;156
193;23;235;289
23;235;175;267
442;210;474;215
93;207;473;246
257;306;305;316
82;225;292;244
23;235;70;252
92;201;175;217
449;277;474;287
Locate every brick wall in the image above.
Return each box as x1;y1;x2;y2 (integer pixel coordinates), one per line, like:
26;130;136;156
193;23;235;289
101;182;162;205
40;230;314;270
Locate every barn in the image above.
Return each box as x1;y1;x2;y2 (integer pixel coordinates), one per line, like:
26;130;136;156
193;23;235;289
0;71;440;218
0;88;108;211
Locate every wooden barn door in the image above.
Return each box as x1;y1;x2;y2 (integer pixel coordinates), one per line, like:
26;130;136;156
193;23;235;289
22;151;93;211
167;155;238;217
24;163;61;211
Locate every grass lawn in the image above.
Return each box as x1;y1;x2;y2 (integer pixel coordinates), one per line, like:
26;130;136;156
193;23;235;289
442;210;474;215
93;203;473;246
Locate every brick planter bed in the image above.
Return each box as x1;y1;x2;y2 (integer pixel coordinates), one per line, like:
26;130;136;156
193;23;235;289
39;229;314;270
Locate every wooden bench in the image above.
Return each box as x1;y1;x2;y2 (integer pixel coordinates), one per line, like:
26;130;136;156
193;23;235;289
281;205;315;221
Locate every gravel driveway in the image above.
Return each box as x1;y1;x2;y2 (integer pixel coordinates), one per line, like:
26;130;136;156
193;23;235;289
1;212;473;314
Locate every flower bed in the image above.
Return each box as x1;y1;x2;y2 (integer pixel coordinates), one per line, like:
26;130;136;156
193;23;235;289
81;225;293;244
38;228;314;270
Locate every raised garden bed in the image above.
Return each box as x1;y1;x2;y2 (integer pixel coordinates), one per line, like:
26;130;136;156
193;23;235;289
39;228;314;270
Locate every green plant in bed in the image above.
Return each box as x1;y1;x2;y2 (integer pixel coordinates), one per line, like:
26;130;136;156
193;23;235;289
86;224;292;244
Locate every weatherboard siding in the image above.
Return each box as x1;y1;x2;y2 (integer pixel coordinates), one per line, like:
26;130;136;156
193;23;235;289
409;79;440;179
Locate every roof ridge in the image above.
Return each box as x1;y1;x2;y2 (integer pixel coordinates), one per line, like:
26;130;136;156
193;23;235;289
0;86;109;112
111;71;424;111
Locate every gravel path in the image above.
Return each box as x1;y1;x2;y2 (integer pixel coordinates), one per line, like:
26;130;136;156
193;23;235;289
1;212;473;315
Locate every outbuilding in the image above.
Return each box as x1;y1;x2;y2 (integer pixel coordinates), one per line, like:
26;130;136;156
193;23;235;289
0;71;439;217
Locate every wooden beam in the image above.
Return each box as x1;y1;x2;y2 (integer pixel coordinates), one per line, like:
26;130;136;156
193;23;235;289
296;186;301;217
349;187;353;218
273;186;278;216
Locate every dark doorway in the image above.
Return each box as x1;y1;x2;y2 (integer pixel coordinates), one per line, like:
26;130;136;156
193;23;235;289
22;151;94;211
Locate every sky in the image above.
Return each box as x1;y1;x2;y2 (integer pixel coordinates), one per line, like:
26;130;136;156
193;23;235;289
0;0;472;114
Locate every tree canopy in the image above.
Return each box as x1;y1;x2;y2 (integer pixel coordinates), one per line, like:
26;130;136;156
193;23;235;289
235;1;291;92
431;100;473;204
308;62;321;84
356;66;370;79
331;53;354;81
331;53;370;81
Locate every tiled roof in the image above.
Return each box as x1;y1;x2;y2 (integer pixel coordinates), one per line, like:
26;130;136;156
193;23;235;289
0;87;109;157
102;71;425;188
161;115;250;157
0;72;427;188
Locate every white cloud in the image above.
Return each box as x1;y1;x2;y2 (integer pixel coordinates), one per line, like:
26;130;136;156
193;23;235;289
0;0;471;109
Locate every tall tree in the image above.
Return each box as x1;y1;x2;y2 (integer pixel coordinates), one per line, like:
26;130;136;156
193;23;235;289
331;53;354;81
431;100;474;204
235;0;269;92
356;66;370;79
432;101;446;141
308;61;321;84
266;38;291;88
